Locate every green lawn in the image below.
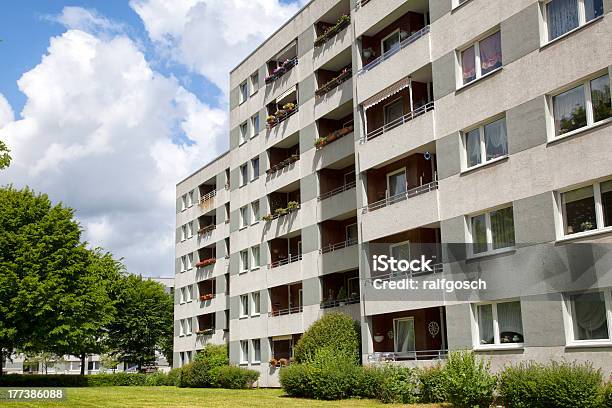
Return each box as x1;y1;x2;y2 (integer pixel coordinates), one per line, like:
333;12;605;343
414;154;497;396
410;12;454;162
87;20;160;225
1;387;450;407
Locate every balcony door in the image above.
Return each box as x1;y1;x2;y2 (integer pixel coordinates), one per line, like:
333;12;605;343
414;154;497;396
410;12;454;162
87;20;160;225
381;30;401;56
393;317;416;354
346;223;358;245
387;168;407;198
383;98;404;125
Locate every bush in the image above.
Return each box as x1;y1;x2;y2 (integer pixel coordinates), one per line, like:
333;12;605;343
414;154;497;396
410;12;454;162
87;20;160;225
166;368;182;387
418;364;448;403
293;312;360;365
279;363;316;398
86;372;148;386
443;351;497;408
377;365;419;404
601;381;612;408
178;344;228;388
354;365;385;399
500;361;603;408
144;371;175;386
211;365;259;389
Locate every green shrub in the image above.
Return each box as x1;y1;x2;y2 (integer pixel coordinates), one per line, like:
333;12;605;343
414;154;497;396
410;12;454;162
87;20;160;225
377;365;419;404
279;363;315;398
144;371;173;386
166;368;182;387
500;361;603;408
601;381;612;408
86;372;147;386
354;365;385;399
211;365;259;389
293;312;360;365
418;364;448;403
443;351;497;408
178;344;229;388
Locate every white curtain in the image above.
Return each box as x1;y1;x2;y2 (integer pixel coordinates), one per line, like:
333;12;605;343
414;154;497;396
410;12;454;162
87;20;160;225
478;305;494;344
497;302;524;339
572;293;609;340
547;0;579;40
394;319;415;353
484;118;507;161
553;84;586;135
466;128;481;167
490;206;515;250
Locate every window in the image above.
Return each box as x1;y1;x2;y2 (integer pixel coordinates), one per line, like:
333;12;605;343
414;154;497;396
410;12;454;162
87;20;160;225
240;340;249;364
69;361;81;371
239;81;248;104
381;29;401;55
252;291;261;316
461;31;502;85
240;294;249;317
185;318;192;335
180;287;186;303
179;319;185;336
251;201;260;223
251;245;260;269
186;285;193;302
88;361;100;371
250;72;259;95
544;0;603;42
251;114;260;137
464;117;508;169
181;195;187;211
251;157;260;180
252;339;261;363
180;256;187;272
239;122;248;144
453;0;471;7
240;250;249;272
240;164;248;186
560;180;612;236
551;74;611;137
565;290;611;343
181;225;187;241
240;206;249;228
387;168;407;197
384;98;403;124
188;253;194;269
187;221;194;238
469;206;515;255
473;301;524;347
346;223;358;244
186;191;193;207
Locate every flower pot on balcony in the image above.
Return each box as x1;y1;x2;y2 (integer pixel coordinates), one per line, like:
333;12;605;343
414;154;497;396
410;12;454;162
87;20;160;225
314;137;327;149
269;358;278;367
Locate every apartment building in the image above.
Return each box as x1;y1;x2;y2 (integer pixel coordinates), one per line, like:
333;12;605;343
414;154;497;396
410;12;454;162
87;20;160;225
174;0;612;386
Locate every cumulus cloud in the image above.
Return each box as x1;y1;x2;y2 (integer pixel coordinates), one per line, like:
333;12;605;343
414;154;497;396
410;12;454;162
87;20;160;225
0;22;226;277
47;6;126;36
130;0;305;95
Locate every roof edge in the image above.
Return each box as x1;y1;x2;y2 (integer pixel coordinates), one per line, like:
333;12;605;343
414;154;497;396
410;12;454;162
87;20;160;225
176;149;230;186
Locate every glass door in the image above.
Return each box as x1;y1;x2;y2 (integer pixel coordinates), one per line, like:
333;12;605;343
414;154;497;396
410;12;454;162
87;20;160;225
393;317;416;355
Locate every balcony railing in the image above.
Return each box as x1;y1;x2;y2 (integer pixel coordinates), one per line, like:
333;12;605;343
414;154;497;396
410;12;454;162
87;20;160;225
320;239;358;254
199;190;216;204
198;224;216;235
267;106;298;130
320;295;360;309
358;26;430;75
318;180;356;201
196;328;215;336
268;253;303;269
363;181;438;213
354;0;373;10
268;305;303;317
362;101;434;142
367;349;448;362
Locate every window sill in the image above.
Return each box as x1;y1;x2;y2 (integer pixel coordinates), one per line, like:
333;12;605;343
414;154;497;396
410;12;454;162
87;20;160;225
251;220;259;226
251;132;259;139
455;67;502;94
251;361;261;365
467;246;516;261
547;117;612;146
460;156;508;176
239;140;247;147
239;183;247;188
540;16;603;51
565;341;612;349
239;315;248;320
555;227;612;244
474;343;524;352
239;270;248;275
239;362;248;366
251;266;260;272
251;313;261;318
239;225;247;231
451;0;473;13
251;176;259;182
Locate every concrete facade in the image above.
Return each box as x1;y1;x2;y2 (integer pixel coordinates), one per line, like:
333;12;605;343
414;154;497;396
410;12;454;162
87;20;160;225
175;0;612;385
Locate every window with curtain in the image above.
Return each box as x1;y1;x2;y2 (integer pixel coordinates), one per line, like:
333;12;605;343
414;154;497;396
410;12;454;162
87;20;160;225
477;304;494;344
252;291;261;315
252;339;261;363
384;98;404;125
546;0;603;42
461;46;476;84
387;169;407;197
394;318;416;353
251;201;260;222
382;31;401;55
464;117;507;169
570;292;609;340
252;246;260;268
476;302;524;346
466;128;481;167
602;181;612;227
240;250;249;271
240;340;249;363
461;31;501;85
591;75;612;123
470;206;515;255
240;294;249;317
251;157;259;179
561;180;612;235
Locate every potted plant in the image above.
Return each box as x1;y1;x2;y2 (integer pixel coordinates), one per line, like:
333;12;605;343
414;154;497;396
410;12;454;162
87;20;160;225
287;201;299;211
266;115;277;125
263;214;274;222
269;358;278;367
274;109;287;119
337;286;347;306
278;358;288;367
326;131;338;144
275;207;288;216
314;137;327;148
265;74;276;84
283;102;295;112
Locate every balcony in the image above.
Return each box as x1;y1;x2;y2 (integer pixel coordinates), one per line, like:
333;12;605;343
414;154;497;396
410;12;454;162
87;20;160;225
196;312;215;336
366;306;447;365
320;269;360;309
263;185;301;227
265;40;297;86
354;0;427;40
269;282;303;317
198;279;215;302
198;181;216;214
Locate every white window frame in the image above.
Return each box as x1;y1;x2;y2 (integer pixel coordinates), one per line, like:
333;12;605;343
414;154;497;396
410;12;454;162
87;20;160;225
251;339;261;363
240;206;249;229
458;30;502;88
240;294;249;318
392;317;416;353
562;289;612;346
181;225;187;241
251;114;260;138
250;72;259;96
179;319;185;337
240;164;248;187
467;205;515;257
187;221;194;239
452;0;472;9
470;300;525;349
383;97;404;125
547;72;612;141
380;28;400;56
239;81;248;104
251;201;260;224
240;340;249;364
240;250;249;273
251;157;259;181
541;0;603;45
186;284;193;302
187;191;193;207
239;122;248;145
181;195;187;212
386;167;407;198
461;115;508;171
251;245;260;270
251;291;261;316
185;317;192;336
187;253;194;270
180;287;186;304
556;178;612;240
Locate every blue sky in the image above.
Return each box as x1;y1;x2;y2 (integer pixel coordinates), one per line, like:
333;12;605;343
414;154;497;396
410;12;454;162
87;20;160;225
0;0;304;277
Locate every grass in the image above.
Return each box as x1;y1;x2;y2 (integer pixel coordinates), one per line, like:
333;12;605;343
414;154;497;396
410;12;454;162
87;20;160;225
1;387;450;407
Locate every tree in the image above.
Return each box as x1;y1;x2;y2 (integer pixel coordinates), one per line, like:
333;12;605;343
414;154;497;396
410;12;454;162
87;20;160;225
99;353;120;373
0;186;119;375
25;352;65;375
0;140;10;170
105;275;173;371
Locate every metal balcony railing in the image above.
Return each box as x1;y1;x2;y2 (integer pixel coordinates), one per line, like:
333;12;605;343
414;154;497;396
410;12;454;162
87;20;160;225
362;101;434;142
268;253;303;269
358;26;430;74
268;305;303;317
317;180;356;201
320;296;360;309
319;239;358;254
199;190;216;204
367;349;448;362
363;181;438;214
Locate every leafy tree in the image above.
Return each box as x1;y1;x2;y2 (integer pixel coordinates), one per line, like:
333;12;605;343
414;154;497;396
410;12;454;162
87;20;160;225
105;275;173;371
0;140;10;170
100;353;120;373
25;352;65;375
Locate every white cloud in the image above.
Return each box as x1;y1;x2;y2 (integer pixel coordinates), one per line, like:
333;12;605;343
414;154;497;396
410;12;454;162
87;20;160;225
0;18;227;277
48;6;126;36
0;94;14;128
130;0;304;95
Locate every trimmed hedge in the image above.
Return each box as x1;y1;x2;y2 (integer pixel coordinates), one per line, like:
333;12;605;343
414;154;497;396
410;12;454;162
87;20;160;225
279;359;362;400
499;361;603;408
210;366;259;389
